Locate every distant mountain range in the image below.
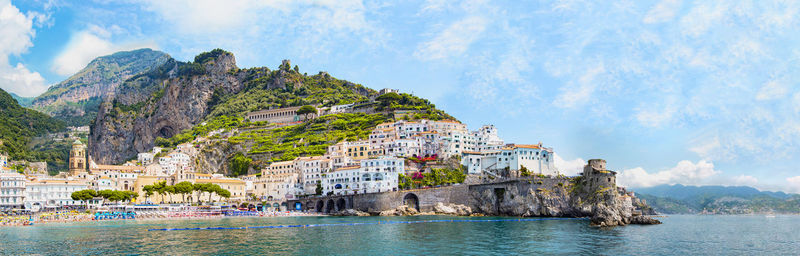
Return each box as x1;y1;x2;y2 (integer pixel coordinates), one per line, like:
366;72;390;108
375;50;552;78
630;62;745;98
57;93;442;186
633;184;800;214
9;92;33;107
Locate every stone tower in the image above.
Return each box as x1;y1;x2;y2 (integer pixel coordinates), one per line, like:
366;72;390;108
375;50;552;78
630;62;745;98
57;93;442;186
69;140;87;175
581;159;617;193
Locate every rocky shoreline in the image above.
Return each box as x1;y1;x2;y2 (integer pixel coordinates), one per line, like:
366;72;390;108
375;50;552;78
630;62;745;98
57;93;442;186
333;200;660;227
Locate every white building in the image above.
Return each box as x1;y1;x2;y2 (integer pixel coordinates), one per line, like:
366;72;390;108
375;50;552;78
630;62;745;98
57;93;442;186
461;143;556;176
320;157;404;195
441;124;504;158
0;153;7;168
24;179;88;212
137;152;154;166
378;88;399;95
385;139;421;158
321;165;361;195
358;157;403;194
327;103;355;114
0;171;26;210
294;157;331;195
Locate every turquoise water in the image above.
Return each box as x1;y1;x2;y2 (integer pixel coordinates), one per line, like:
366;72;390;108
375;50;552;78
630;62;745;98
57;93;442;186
0;215;798;255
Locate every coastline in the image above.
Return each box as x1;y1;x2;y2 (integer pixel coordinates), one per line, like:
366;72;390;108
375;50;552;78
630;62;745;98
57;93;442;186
0;211;325;227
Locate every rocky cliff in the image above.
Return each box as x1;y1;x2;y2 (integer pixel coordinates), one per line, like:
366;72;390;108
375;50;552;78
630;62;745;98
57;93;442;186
469;178;660;227
32;49;170;126
90;50;243;164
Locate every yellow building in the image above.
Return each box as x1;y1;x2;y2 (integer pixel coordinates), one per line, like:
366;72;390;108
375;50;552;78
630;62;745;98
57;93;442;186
195;179;247;202
133;175;171;203
346;140;370;160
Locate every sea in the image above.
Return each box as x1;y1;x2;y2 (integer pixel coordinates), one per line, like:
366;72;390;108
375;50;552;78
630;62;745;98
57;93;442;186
0;215;798;255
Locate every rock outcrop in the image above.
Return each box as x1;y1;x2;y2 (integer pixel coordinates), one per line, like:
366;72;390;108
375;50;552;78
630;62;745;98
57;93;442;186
90;50;243;164
469;178;659;227
432;202;473;216
379;205;419;216
333;209;370;217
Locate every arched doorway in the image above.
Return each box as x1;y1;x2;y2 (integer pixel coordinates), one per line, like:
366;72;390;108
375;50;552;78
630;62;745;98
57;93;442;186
403;193;419;211
326;199;335;213
336;198;346;211
316;201;324;212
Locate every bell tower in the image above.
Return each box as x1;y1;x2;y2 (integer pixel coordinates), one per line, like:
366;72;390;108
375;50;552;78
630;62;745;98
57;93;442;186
69;140;87;175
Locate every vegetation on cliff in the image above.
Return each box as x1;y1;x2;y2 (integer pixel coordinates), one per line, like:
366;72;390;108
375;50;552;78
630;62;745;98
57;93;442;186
92;48;454;171
0;88;68;172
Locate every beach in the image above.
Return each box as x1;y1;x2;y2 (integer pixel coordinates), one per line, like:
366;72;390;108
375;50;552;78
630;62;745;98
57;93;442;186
1;210;323;226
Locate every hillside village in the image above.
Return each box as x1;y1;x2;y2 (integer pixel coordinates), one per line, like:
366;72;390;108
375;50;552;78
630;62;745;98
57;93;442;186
0;89;559;212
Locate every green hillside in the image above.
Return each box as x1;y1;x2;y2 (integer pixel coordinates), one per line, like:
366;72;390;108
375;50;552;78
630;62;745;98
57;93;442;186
0;88;67;171
112;49;456;173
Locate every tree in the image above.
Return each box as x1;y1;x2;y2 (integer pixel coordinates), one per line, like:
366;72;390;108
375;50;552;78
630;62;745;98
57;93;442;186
315;180;323;195
143;185;154;203
152;181;168;203
217;188;231;202
207;184;224;202
375;92;401;110
229;152;252;177
193;183;210;203
71;189;97;208
164;185;176;203
123;191;139;202
520;166;531;177
174;181;194;202
296;105;317;121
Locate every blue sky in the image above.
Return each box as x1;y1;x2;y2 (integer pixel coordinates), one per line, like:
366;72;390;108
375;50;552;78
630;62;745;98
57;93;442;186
2;0;800;193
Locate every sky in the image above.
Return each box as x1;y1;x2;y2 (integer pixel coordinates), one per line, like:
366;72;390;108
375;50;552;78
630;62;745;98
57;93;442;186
2;0;800;193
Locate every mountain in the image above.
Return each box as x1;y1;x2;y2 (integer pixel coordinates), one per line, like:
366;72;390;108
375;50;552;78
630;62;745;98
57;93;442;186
90;49;452;174
31;48;170;126
634;184;800;214
0;88;67;166
9;92;33;107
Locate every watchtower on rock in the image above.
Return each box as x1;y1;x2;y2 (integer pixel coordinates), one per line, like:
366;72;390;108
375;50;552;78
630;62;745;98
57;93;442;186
580;159;617;193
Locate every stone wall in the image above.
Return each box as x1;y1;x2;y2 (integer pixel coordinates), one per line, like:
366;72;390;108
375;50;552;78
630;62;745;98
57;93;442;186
288;184;470;214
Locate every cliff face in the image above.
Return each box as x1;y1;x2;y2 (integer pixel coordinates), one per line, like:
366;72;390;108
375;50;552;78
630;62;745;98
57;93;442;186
469;178;659;227
90;51;243;164
31;49;170;126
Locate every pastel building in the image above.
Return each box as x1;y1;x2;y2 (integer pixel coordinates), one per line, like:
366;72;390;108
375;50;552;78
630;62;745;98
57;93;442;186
461;143;556;176
321;156;404;195
24;179;88;212
194;179;247;202
0;171;26;209
358;157;403;194
321;165;361;195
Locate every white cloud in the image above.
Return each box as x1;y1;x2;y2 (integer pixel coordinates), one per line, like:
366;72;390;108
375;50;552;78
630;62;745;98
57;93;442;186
617;160;719;188
733;175;758;185
0;0;48;96
135;0;379;59
414;16;488;61
755;79;789;101
554;154;585;176
137;0;285;34
51;27;158;76
553;64;605;109
635;98;679;127
643;0;682;24
787;176;800;194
